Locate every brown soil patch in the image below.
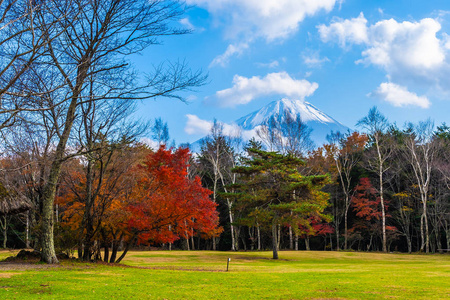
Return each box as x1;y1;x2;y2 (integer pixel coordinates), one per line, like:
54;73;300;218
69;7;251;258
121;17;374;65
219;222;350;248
0;262;62;271
0;272;20;278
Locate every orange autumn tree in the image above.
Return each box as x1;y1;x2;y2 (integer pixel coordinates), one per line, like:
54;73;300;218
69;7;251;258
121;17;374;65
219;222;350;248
127;146;222;253
57;145;221;263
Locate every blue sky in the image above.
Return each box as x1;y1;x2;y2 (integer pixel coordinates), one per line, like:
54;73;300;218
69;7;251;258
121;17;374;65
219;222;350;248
133;0;450;145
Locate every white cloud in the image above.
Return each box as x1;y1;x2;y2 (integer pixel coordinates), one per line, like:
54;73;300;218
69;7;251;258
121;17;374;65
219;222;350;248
185;115;242;136
185;114;213;135
318;12;369;47
179;18;195;30
369;82;430;108
319;14;450;103
256;60;280;68
319;14;447;79
209;43;249;67
361;18;444;71
208;72;318;107
140;138;161;150
187;0;337;41
191;1;337;67
303;52;330;67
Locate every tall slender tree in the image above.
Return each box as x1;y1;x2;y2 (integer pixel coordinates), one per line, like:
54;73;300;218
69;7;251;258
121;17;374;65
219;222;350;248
403;120;437;253
357;107;392;252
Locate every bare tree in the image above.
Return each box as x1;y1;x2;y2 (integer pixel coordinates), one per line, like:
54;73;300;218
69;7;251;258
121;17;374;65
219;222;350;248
199;121;242;251
25;0;207;263
256;111;314;157
326;131;367;250
357;107;392;252
403;120;438;253
0;0;74;130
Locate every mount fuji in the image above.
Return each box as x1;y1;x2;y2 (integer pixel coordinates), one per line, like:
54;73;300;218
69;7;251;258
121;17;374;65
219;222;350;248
235;98;350;147
191;98;350;151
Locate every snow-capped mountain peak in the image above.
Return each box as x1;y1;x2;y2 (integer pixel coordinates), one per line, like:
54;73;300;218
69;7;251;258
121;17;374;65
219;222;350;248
235;98;350;146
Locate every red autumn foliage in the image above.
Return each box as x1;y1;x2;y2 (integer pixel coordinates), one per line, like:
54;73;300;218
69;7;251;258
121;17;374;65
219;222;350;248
298;216;334;238
127;146;222;244
349;178;397;236
57;145;221;260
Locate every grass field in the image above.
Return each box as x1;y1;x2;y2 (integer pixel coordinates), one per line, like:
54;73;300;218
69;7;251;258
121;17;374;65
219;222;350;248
0;250;449;299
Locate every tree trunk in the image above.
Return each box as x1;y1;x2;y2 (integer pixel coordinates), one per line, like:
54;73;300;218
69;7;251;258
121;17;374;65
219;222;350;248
82;159;95;261
305;237;310;251
41;181;59;263
40;96;79;264
295;233;299;251
375;136;387;253
26;212;30;248
115;238;134;263
272;223;278;259
420;214;425;252
109;241;118;263
446;228;450;252
336;222;340;251
277;224;281;250
344;199;349;250
289;226;293;250
1;216;7;249
257;224;261;251
104;245;109;263
226;199;236;251
329;233;333;251
406;235;412;254
168;225;172;250
423;200;429;253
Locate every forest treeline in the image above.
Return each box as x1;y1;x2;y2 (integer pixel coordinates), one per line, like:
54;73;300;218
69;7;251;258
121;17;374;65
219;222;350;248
2;104;450;260
194;109;450;255
0;1;449;263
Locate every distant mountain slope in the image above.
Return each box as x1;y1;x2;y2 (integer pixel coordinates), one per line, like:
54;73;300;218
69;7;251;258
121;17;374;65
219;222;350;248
236;98;350;146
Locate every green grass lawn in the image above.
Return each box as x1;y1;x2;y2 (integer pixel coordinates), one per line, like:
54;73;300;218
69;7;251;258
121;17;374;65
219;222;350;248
1;250;449;299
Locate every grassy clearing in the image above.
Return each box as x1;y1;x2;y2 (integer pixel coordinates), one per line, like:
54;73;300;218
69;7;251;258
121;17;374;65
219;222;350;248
1;250;449;299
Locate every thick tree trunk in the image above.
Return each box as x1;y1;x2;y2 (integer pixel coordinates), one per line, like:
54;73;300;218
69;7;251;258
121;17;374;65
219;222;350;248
41;96;80;264
104;245;109;263
109;241;118;263
115;239;133;263
41;181;59;263
406;235;412;254
305;237;310;251
272;223;278;259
